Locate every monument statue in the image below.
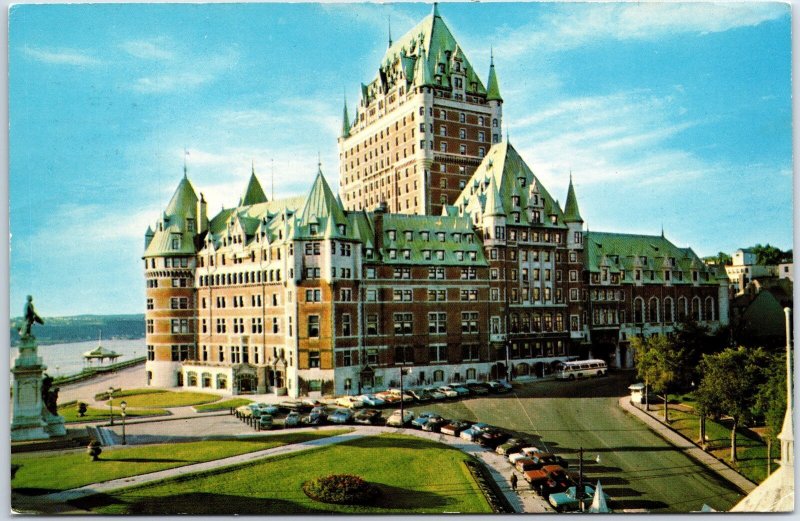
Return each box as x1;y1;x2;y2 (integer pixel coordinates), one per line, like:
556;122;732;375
21;295;44;337
41;374;59;416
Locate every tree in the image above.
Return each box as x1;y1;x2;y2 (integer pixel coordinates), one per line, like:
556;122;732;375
632;335;685;421
697;347;771;463
750;244;787;266
753;351;787;474
673;321;729;390
703;252;732;266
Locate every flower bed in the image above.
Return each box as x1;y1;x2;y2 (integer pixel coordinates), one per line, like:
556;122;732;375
302;474;380;505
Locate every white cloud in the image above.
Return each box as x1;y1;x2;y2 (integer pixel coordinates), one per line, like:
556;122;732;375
23;45;102;66
128;47;239;94
120;38;175;60
132;71;213;94
494;2;788;58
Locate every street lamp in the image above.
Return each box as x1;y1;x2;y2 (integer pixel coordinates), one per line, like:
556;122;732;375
108;386;115;426
120;401;127;445
399;367;411;425
577;447;586;511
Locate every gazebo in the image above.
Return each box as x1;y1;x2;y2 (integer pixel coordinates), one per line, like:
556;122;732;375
83;335;120;365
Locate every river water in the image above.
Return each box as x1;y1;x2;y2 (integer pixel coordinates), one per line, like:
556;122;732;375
9;338;146;378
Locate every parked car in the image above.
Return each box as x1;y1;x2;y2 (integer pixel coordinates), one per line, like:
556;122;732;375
375;392;401;405
302;406;327;425
451;385;471;397
258;414;274;429
465;382;490;395
440;420;472;436
437;386;459;398
479;429;511;449
279;401;305;412
248;404;265;418
524;465;573;497
328;408;354;424
421;415;448;432
236;405;253;418
256;403;280;415
521;446;543;458
411;412;437;429
549;484;610;512
515;458;539;472
496;438;528;456
335;396;364;409
535;453;570;469
487;380;512;393
459;423;492;442
509;452;528;465
407;389;432;402
302;399;323;410
386;409;414;427
357;394;385;407
354;408;383;425
387;388;415;403
284;411;301;427
424;387;447;400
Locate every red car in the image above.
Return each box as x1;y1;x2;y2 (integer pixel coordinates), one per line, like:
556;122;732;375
524;465;575;498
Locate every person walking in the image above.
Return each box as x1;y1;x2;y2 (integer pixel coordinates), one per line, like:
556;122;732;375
510;472;518;491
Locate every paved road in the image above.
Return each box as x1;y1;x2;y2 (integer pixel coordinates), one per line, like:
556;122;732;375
406;372;745;512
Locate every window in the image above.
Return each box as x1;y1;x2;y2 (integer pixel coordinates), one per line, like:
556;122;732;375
171;318;190;334
308;350;320;368
429;312;447;334
342;314;352;336
146;298;154;310
460;289;478;301
367;314;379;335
147;345;154;361
308;315;320;338
394;313;413;335
461;312;479;333
393;289;413;302
394;268;411;279
459;112;466;123
428;289;446;301
306;289;321;302
429;345;447;363
366;267;376;279
340;288;352;301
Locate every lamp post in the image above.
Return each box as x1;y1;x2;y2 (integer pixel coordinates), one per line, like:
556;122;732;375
108;386;115;426
399;367;411;426
120;401;127;445
577;446;586;511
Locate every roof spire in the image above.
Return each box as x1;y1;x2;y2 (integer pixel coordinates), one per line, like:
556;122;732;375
388;16;392;48
341;95;351;138
564;175;583;224
317;151;322;174
271;158;275;201
183;147;189;178
432;2;440;18
486;49;503;102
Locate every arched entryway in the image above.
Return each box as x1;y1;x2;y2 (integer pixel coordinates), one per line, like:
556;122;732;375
490;362;507;380
237;373;256;394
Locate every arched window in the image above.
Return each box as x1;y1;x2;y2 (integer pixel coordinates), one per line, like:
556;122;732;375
663;297;674;323
634;297;645;323
187;371;198;387
202;372;212;388
466;368;476;380
691;297;702;321
705;297;715;321
217;374;228;390
678;297;688;321
433;370;444;382
648;297;660;323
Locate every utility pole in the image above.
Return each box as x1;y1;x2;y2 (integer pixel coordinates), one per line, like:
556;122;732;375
578;446;585;511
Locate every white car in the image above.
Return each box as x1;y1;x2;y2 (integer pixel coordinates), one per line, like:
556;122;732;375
509;453;528;465
335;396;364;409
521;446;542;457
358;394;385;407
437;386;459;398
284;411;301;427
425;387;446;400
386;409;414;427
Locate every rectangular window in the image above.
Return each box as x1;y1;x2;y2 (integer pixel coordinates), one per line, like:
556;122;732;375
342;314;352;336
340;288;352;301
428;312;447;334
308;315;320;338
147;345;154;361
461;312;479;333
146;319;154;334
429;344;447;363
366;314;379;335
171;318;190;334
309;350;320;368
146;298;154;310
393;313;413;335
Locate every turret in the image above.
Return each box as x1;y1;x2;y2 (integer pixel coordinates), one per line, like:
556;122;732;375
564;174;584;249
486;50;503;143
341;97;351;138
197;193;207;234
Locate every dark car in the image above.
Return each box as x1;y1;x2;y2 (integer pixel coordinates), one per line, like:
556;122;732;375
465;382;490;395
537;453;569;469
479;428;511;449
496;438;528;456
486;381;511;394
440;420;472;436
524;465;574;498
279;400;305;412
422;416;448;433
302;406;327;425
354;408;383;425
408;389;432;402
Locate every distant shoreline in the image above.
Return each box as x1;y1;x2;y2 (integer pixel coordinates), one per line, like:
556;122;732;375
8;314;145;348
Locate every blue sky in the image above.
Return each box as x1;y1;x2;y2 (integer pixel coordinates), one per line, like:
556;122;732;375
9;2;792;316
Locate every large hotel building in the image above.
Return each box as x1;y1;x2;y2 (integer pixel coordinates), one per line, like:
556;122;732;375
143;6;729;397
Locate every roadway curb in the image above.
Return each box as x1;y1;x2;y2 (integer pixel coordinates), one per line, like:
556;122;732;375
618;397;757;494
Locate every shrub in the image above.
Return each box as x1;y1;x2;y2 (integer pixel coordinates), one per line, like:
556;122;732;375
77;402;88;417
302;474;379;505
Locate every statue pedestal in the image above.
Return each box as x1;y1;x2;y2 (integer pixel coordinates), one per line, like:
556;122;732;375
43;411;67;437
11;336;48;441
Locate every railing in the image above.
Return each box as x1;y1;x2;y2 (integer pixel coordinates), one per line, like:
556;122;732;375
53;357;147;386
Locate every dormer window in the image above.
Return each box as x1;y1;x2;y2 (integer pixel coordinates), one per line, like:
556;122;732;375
436;250;445;260
404;230;413;240
550;215;557;224
187;218;195;233
518;177;526;187
365;248;373;258
402;249;411;259
640;256;647;264
171;235;181;249
389;249;397;259
512;196;520;207
387;230;396;241
513;213;520;223
438;63;445;73
338;224;346;235
421;231;429;241
309;223;319;235
452;233;461;243
423;249;432;260
437;232;446;242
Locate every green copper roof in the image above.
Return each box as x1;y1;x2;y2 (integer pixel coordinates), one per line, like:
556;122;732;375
584;231;719;284
373;213;487;266
486;53;502;102
240;169;268;207
452;140;566;229
563;175;583;223
144;175;200;258
164;175;198;218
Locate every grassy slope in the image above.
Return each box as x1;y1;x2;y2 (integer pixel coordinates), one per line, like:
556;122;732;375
194;398;253;412
71;434;491;515
58;403;167;423
11;431;346;494
98;390;220;408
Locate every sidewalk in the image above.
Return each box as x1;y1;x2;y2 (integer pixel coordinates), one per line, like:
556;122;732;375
618;396;757;494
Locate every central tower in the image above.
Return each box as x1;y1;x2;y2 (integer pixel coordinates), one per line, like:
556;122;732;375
338;3;503;216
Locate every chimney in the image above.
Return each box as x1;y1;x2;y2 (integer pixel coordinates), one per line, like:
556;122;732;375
198;193;208;233
374;201;387;251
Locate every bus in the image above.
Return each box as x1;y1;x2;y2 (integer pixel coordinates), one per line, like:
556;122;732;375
556;359;608;380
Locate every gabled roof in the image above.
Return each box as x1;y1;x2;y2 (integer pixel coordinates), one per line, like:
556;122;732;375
452;140;566;229
240;170;268;207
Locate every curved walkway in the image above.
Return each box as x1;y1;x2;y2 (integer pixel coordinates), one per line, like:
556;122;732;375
25;424;551;514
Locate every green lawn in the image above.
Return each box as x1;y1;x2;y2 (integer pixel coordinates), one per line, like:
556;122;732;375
11;431;348;495
101;390;221;408
69;434;492;515
194;398;253;413
58;403;168;423
653;406;773;484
